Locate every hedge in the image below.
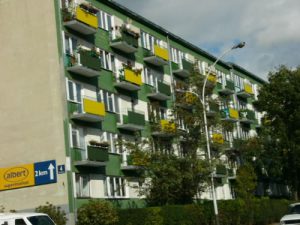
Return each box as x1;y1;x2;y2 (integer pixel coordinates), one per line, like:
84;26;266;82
117;199;291;225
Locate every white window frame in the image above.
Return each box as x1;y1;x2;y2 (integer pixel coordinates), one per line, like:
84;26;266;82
66;79;82;103
105;176;127;198
102;90;119;114
76;174;90;198
100;49;115;71
69;124;84;149
98;10;112;31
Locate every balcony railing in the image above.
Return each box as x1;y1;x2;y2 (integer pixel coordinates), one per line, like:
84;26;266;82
172;59;193;78
207;101;219;117
144;45;169;66
147;81;171;101
220;108;239;122
152;119;176;137
70;97;106;122
239;109;256;124
215;164;227;176
62;4;98;35
117;110;145;131
74;145;108;167
237;83;254;98
110;25;139;53
114;67;142;91
66;48;101;77
217;80;235;95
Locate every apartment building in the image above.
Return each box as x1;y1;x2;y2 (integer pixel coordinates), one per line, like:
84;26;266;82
0;0;265;223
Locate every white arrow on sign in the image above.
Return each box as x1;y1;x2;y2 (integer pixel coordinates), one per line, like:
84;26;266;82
48;163;55;180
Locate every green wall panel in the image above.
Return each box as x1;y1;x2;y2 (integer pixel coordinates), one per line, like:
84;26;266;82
99;70;115;92
106;154;123;176
102;112;118;133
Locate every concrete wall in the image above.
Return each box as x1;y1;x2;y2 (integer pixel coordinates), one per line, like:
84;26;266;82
0;0;69;214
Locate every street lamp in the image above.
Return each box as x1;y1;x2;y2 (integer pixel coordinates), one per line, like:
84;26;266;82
202;41;245;225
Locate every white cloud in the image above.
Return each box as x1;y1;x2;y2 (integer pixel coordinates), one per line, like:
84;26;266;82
114;0;300;80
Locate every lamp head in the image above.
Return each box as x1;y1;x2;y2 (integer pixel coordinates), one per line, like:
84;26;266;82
232;41;246;49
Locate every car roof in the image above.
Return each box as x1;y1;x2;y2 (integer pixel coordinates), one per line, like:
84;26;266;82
290;203;300;207
0;213;47;220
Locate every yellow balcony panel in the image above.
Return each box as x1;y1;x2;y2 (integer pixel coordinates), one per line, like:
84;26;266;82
212;133;224;144
63;6;98;35
72;99;105;122
76;6;98;29
207;73;217;83
229;108;239;119
154;45;169;61
124;69;142;85
244;83;253;94
152;119;176;137
114;68;142;91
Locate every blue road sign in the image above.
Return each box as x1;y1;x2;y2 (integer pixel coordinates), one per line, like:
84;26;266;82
57;165;65;174
34;160;57;185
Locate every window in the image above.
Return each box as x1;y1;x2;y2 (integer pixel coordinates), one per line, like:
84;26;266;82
140;30;164;52
101;132;119;153
100;50;115;71
143;67;154;86
15;219;27;225
70;125;84;149
102;90;119;113
76;174;90;197
98;10;112;31
105;177;127;198
67;79;81;103
64;34;77;55
28;216;55;225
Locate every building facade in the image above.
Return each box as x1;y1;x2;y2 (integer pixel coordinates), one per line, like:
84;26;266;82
0;0;265;223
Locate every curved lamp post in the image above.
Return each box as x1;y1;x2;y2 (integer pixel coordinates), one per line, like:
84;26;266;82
202;41;245;225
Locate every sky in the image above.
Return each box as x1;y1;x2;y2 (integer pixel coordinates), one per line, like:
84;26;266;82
113;0;300;80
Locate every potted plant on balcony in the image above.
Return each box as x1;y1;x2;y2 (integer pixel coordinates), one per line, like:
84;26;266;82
89;140;109;149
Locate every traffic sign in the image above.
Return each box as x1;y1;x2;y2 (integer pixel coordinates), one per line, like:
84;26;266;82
57;165;65;174
34;160;57;186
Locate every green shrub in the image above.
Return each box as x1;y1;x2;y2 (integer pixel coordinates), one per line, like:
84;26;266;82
35;202;67;225
117;199;291;225
77;200;118;225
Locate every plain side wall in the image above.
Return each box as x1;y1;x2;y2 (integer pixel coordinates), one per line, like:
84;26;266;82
0;0;69;213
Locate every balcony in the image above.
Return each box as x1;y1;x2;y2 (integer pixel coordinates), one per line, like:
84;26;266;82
237;83;254;98
217;80;235;95
62;4;98;35
206;72;217;88
220;108;239;122
117;110;145;131
212;133;224;144
114;67;142;91
239;109;256;124
144;45;169;66
215;164;227;177
152;119;176;137
121;155;143;171
207;101;219;117
110;25;139;53
172;59;193;78
147;81;171;101
66;49;101;77
70;98;106;122
74;145;108;167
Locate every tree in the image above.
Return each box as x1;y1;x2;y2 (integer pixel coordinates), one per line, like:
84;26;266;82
255;65;300;200
235;164;257;199
35;202;67;225
77;200;118;225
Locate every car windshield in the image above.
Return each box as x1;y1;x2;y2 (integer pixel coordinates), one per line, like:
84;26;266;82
27;216;55;225
289;204;300;214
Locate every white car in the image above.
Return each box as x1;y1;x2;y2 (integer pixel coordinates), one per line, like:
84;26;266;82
280;203;300;225
0;213;56;225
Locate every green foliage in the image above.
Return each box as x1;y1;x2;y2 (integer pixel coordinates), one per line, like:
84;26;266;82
255;65;300;199
117;199;290;225
235;164;257;200
35;202;67;225
77;200;118;225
